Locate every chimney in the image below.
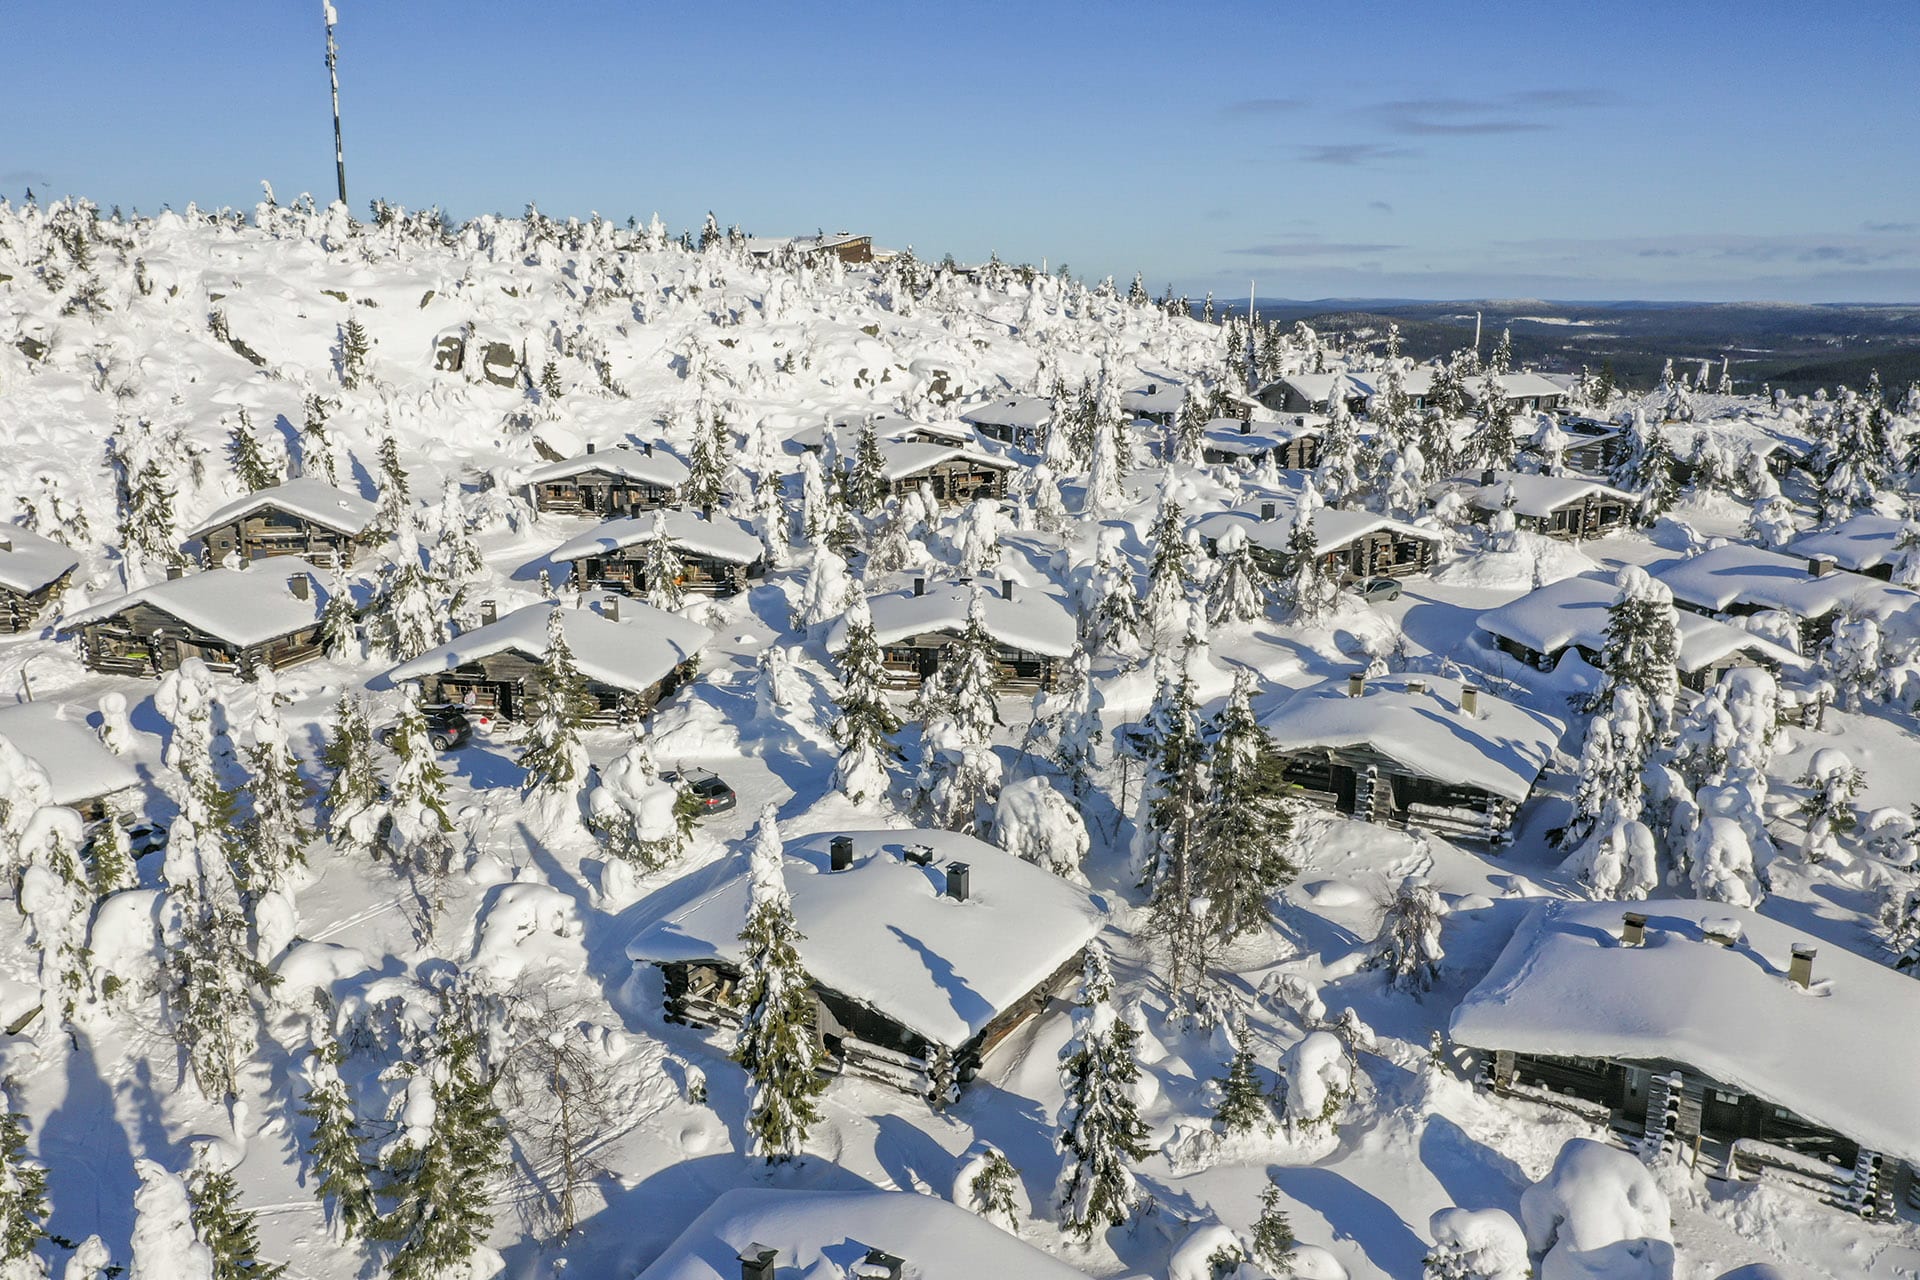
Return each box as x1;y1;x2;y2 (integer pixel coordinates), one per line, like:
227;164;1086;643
945;862;971;902
912;577;925;597
1260;502;1276;521
857;1249;905;1280
829;835;853;871
737;1244;777;1280
1240;421;1251;435
166;564;186;580
1808;556;1834;578
1481;468;1496;485
1622;911;1648;946
1001;577;1014;601
605;596;620;623
585;442;596;454
1405;678;1428;695
1790;943;1817;988
1347;672;1365;698
642;441;654;456
288;574;310;601
1703;920;1741;948
479;599;498;625
0;537;11;552
1460;686;1480;717
904;844;934;867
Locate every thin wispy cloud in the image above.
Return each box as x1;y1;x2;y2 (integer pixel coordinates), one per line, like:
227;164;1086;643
1864;221;1919;233
1369;200;1394;214
1365;88;1617;136
1297;143;1418;166
1227;241;1404;258
1224;97;1309;115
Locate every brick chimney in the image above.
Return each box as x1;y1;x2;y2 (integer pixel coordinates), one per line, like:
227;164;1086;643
945;862;971;902
830;835;853;871
1622;911;1647;946
737;1244;777;1280
1790;943;1817;988
1347;672;1365;698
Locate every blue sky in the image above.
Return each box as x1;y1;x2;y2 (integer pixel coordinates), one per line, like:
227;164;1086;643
6;0;1918;301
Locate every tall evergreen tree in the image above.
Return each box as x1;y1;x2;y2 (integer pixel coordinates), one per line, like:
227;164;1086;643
166;813;268;1107
641;513;687;611
1206;524;1271;626
683;408;729;512
299;1000;377;1240
1054;944;1148;1240
366;532;446;663
0;1086;48;1274
237;668;312;904
1198;671;1297;941
1212;1015;1275;1136
1611;412;1679;523
1142;488;1194;628
1140;637;1210;998
1279;511;1336;622
226;409;280;494
830;596;901;805
320;690;383;860
385;688;454;872
338;313;370;390
319;570;360;661
300;394;339;486
518;608;596;801
187;1146;285;1280
1249;1179;1297;1274
733;806;827;1162
846;417;889;514
938;588;1004;748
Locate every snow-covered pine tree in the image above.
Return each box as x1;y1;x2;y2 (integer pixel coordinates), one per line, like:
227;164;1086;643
588;731;697;872
846;416;889;514
320;690;383;859
964;1146;1021;1233
1611;412;1679;523
237;668;312;904
937;587;1005;748
795;542;852;629
1198;670;1297;941
20;809;95;1028
830;595;901;805
1798;749;1863;865
187;1144;285;1280
518;608;595;803
733;806;827;1163
1821;611;1887;710
683;407;729;513
1212;1015;1275;1136
366;532;446;663
1141;486;1194;631
299;999;377;1240
112;428;184;575
951;498;1003;577
797;450;830;544
319;569;360;661
226;408;281;494
1054;943;1148;1240
299;394;339;486
1140;635;1211;998
1080;527;1139;657
1596;565;1681;738
385;688;454;874
338;313;371;390
1279;510;1335;623
1249;1179;1297;1275
1206;523;1271;625
1377;876;1446;994
0;1087;48;1278
1466;367;1517;471
128;1158;214;1280
166;814;267;1108
426;489;484;621
641;512;687;611
1082;410;1127;517
1044;646;1104;801
1314;403;1363;504
1744;471;1799;551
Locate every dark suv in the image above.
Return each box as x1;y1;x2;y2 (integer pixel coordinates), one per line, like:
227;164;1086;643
376;706;475;753
663;767;737;814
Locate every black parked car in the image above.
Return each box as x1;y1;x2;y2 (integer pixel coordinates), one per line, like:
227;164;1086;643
662;767;738;814
376;706;474;753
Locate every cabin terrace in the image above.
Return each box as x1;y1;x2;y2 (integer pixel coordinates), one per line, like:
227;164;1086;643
61;561;331;678
186;478;378;568
384;596;709;722
825;577;1075;691
637;1189;1089;1280
546;510;765;598
627;829;1103;1098
1261;672;1562;843
1195;503;1440;580
1461;470;1637;540
1453;899;1920;1214
523;442;689;516
877;441;1013;507
1475;573;1807;691
1648;543;1920;647
0;523;79;634
1788;514;1914;581
0;703;141;823
957;393;1052;451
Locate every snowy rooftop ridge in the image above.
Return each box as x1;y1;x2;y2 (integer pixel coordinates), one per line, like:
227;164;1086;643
824;578;1077;659
0;702;139;808
523;444;691;488
877;439;1014;481
546;510;763;565
1452;898;1920;1166
1649;544;1920;623
384;597;710;693
1461;470;1637;519
0;523;79;595
185;478;378;541
1261;672;1564;803
1194;504;1441;556
60;561;331;646
625;828;1104;1050
1475;573;1805;674
957;393;1053;429
636;1188;1088;1280
1786;514;1913;574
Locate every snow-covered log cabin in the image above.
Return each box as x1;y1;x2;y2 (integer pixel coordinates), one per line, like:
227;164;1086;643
1200;416;1324;470
1119;379;1183;425
547;511;765;598
1649;545;1920;648
524;443;689;516
62;562;332;678
878;442;1014;507
638;1188;1090;1280
825;578;1076;692
1462;471;1637;540
1787;514;1913;581
1465;370;1569;414
1453;900;1920;1215
1555;419;1628;473
0;703;140;823
1258;372;1372;417
627;828;1104;1098
186;478;378;568
1262;672;1563;843
957;393;1053;452
1195;505;1440;580
384;597;708;722
1475;573;1806;691
0;524;78;634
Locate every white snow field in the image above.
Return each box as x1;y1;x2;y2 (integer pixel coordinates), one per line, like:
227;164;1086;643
0;195;1917;1280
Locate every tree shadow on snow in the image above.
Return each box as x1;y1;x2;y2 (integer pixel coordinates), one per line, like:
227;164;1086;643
1267;1164;1428;1279
41;1037;139;1260
1418;1113;1531;1213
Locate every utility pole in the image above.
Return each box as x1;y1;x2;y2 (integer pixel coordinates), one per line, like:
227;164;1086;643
324;2;348;207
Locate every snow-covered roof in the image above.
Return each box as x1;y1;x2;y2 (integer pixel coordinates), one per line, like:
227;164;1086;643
546;511;763;566
1451;899;1920;1167
1261;672;1564;804
1201;416;1319;454
185;478;377;540
61;562;331;646
1486;371;1568;402
385;598;710;694
1194;506;1441;557
524;445;689;489
1277;371;1373;405
1787;515;1912;574
1649;545;1917;621
825;580;1077;659
958;393;1053;430
1475;574;1805;674
877;440;1015;482
637;1188;1089;1280
1462;471;1637;519
788;415;977;455
625;828;1104;1049
0;703;140;808
0;523;78;595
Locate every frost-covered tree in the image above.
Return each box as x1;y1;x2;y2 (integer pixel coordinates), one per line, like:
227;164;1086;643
187;1145;285;1280
238;669;311;903
320;690;383;859
1080;527;1139;656
937;588;1005;747
0;743;53;893
226;409;281;493
1687;814;1762;906
319;570;360;661
1798;748;1862;865
1142;486;1194;628
1821;611;1887;710
960;1145;1021;1234
830;595;900;805
366;435;412;543
518;609;595;804
1249;1179;1297;1275
1377;876;1446;994
733;806;827;1163
1206;524;1270;625
1424;1206;1529;1280
385;688;454;874
1611;412;1678;522
1314;403;1363;504
111;427;185;575
1279;511;1336;623
1054;944;1148;1240
683;408;730;513
635;514;688;612
426;490;484;619
338;313;371;390
1744;471;1799;550
951;498;1004;577
846;417;889;515
366;532;446;663
1043;646;1103;800
1082;413;1127;517
1199;672;1297;941
587;732;696;872
21;809;94;1029
1211;1015;1274;1136
795;543;852;629
128;1159;214;1280
300;394;339;486
1138;644;1210;995
299;1000;376;1240
0;1089;48;1279
166;812;267;1108
992;777;1089;882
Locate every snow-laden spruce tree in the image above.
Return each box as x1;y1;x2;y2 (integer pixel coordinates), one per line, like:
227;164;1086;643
642;512;687;611
373;981;507;1280
1279;509;1336;623
1561;686;1659;899
1082;413;1127;517
1743;470;1799;550
797;449;830;544
1821;610;1887;710
20;808;93;1030
338;312;371;390
0;1087;48;1280
1055;943;1148;1240
1687;815;1762;906
795;542;852;629
1424;1206;1529;1280
1798;748;1863;865
518;608;596;807
155;657;240;861
1211;1013;1275;1136
587;732;696;873
829;595;900;806
385;688;454;873
1198;671;1297;941
364;435;412;544
238;668;311;904
956;1143;1022;1234
187;1143;285;1280
366;531;446;663
299;998;377;1240
1206;523;1270;626
1610;411;1678;523
1142;484;1194;629
1080;526;1139;657
0;742;53;889
320;690;384;859
166;812;267;1108
426;489;485;622
846;417;889;514
732;806;827;1163
319;570;360;662
96;691;134;757
1249;1179;1297;1275
938;587;1004;748
1315;403;1364;503
226;408;281;493
300;393;340;486
993;776;1089;882
1377;876;1446;994
1042;646;1103;801
110;422;187;579
951;497;1004;577
128;1158;214;1280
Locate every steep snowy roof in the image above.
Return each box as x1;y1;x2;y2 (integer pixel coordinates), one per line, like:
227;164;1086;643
1475;574;1805;674
0;524;79;595
878;440;1014;481
61;562;331;646
825;580;1077;658
385;598;709;693
1261;673;1564;803
185;478;377;540
1787;515;1912;574
546;511;763;565
1462;471;1637;519
1649;545;1917;621
1486;371;1568;402
0;703;140;808
959;393;1053;430
524;445;689;488
1279;371;1373;404
637;1188;1088;1280
626;829;1104;1049
1451;899;1920;1166
1194;506;1441;557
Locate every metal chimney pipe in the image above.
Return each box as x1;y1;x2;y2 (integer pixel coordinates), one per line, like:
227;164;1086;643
1790;943;1817;988
1622;911;1647;946
829;836;853;871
